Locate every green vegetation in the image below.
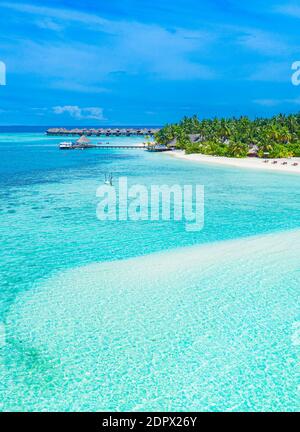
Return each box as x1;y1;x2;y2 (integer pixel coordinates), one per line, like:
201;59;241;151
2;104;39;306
155;113;300;158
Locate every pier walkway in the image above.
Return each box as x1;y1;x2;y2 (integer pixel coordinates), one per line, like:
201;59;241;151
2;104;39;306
95;145;146;149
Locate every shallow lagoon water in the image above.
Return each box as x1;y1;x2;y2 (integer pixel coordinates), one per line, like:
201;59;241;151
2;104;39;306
0;133;300;411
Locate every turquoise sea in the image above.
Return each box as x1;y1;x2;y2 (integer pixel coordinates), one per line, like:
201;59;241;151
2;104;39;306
0;132;299;411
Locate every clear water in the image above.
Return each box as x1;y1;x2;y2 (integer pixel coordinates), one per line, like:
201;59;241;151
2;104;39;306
0;133;299;411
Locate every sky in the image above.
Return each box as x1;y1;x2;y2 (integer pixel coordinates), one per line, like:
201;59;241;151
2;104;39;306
0;0;300;125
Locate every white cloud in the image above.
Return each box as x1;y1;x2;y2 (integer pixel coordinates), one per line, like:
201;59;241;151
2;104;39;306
254;97;300;106
35;18;63;32
0;2;216;81
247;62;291;82
51;81;109;94
53;105;105;120
253;99;282;107
274;4;300;18
0;3;110;29
2;2;293;84
237;29;289;56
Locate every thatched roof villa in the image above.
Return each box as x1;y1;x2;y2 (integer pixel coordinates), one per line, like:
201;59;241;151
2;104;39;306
47;127;160;136
165;135;260;157
73;135;95;148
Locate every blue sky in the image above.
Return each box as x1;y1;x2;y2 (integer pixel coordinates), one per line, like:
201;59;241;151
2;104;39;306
0;0;300;125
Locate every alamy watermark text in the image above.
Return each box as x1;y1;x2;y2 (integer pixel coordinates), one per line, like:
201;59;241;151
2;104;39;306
96;177;204;232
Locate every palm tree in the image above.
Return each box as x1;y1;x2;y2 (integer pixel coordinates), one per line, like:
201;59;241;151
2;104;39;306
157;112;300;158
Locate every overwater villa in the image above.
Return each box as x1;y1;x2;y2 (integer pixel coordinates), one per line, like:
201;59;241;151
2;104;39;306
48;127;161;136
59;135;96;150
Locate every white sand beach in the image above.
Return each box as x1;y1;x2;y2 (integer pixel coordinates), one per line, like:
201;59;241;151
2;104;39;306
167;150;300;175
4;229;300;411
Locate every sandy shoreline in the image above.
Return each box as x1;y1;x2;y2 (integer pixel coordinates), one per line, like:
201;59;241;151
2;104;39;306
166;150;300;175
7;228;300;411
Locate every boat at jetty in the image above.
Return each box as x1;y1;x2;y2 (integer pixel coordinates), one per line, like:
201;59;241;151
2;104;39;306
59;141;73;150
146;144;173;152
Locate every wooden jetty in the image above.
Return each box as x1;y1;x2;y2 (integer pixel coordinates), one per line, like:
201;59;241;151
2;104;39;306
59;144;168;150
58;134;172;152
94;145;146;149
59;142;171;151
59;143;174;152
48;127;160;137
59;137;148;150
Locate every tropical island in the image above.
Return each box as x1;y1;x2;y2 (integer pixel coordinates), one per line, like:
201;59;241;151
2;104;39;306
154;113;300;159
